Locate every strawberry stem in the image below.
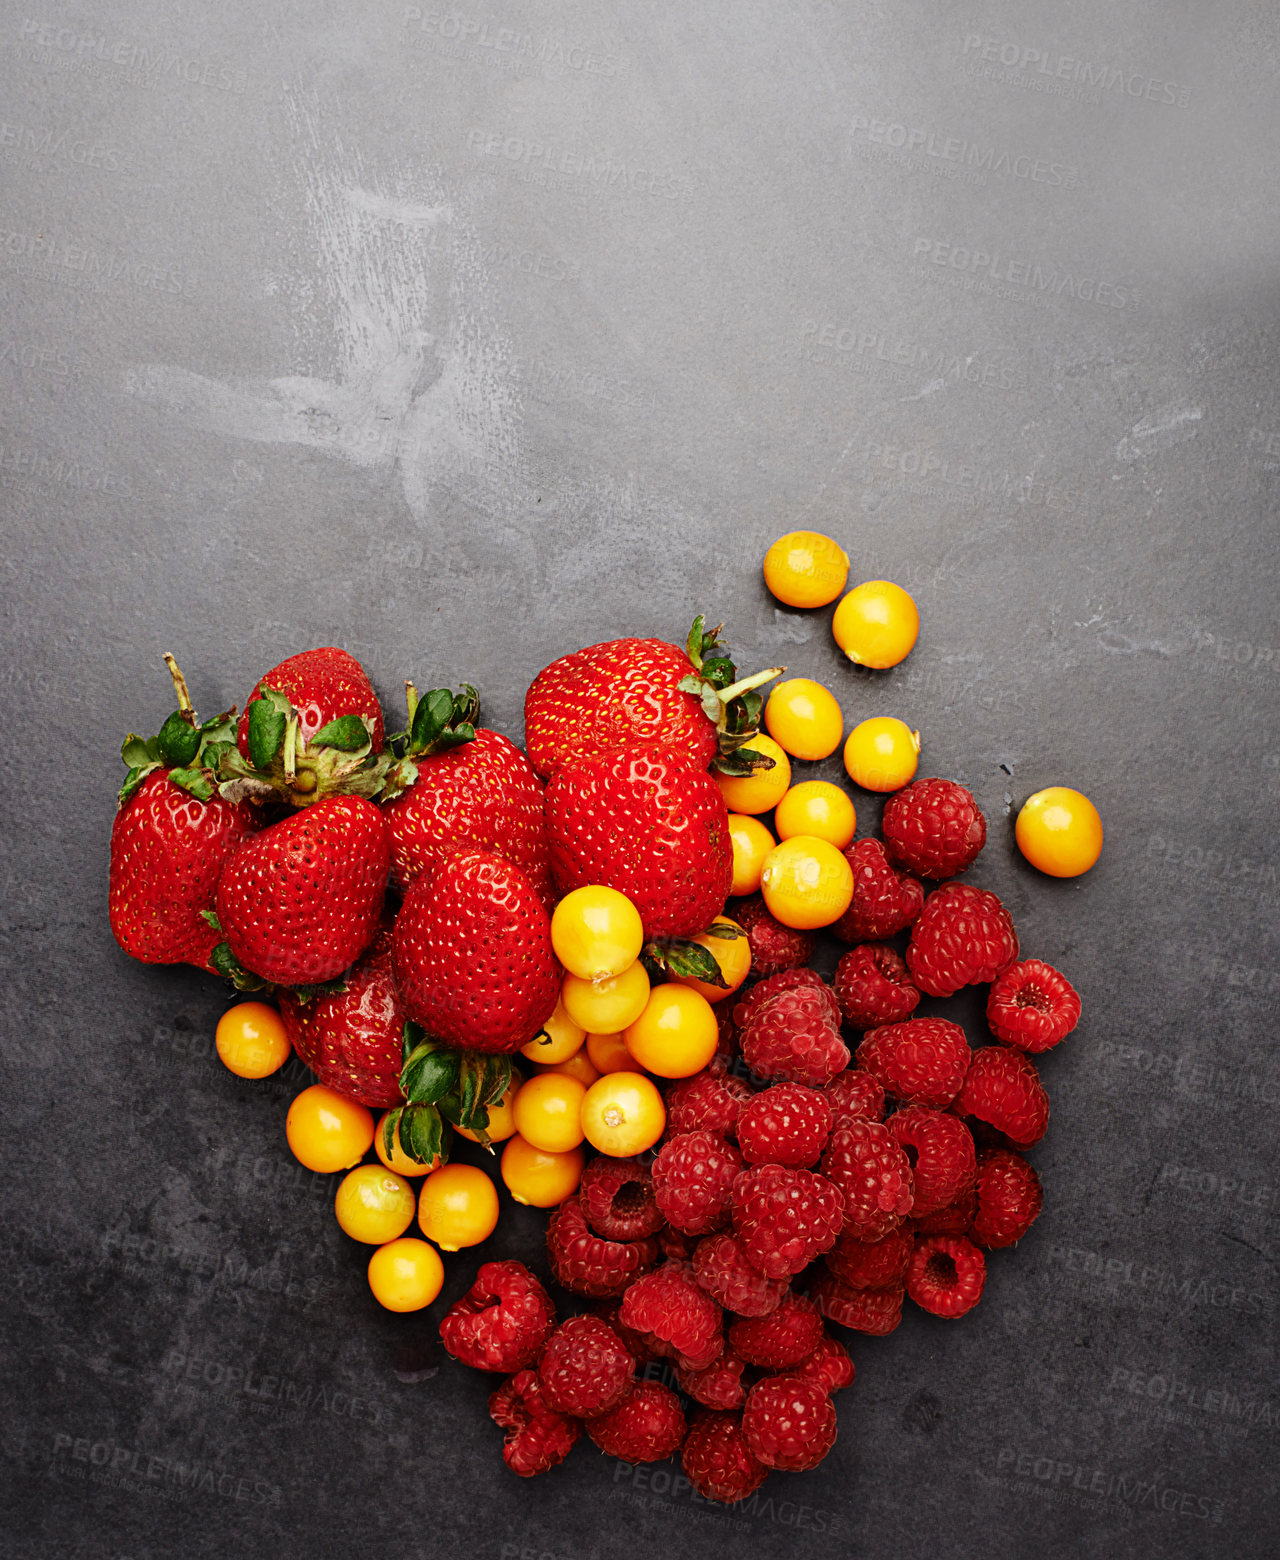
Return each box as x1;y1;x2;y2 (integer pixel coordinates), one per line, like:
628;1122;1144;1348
163;653;196;720
718;666;785;705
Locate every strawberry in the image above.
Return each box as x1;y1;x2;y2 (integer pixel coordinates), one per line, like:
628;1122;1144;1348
280;930;405;1106
213;797;391;985
545;742;734;939
392;849;560;1053
381;685;551;905
236;646;384;758
524;617;782;779
109;655;258;973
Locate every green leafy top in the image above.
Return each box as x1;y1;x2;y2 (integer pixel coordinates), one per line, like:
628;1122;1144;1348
678;615;785;776
380;1022;514;1164
118;654;237;806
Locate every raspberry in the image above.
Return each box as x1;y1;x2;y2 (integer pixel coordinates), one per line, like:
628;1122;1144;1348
715;1006;738;1059
736;1082;832;1167
956;1046;1050;1150
823;1068;886;1124
586;1380;686;1463
578;1155;664;1240
651;1131;745;1235
907;1235;986;1318
681;1411;768;1504
537;1315;635;1418
825;1224;913;1290
589;1299;661;1364
811;1272;904;1335
970;1148;1044;1248
887;1105;976;1217
733;967;841;1031
657;1225;698;1263
733;895;816;975
664;1061;752;1138
906;883;1019;998
832;837;925;942
730;1163;844;1278
440;1261;557;1373
987;958;1081;1052
728;1292;824;1367
674;1347;748;1410
911;1184;977;1237
488;1369;581;1476
820;1119;914;1240
740;990;849;1086
789;1334;855;1394
620;1262;723;1370
834;943;921;1030
692;1233;789;1316
857;1017;971;1108
882;777;987;879
546;1195;660;1298
743;1375;837;1472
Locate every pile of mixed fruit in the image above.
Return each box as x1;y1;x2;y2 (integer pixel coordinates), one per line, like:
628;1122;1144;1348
108;530;1103;1499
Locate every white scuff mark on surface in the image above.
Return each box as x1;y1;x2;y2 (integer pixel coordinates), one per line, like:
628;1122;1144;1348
899;376;946;402
1115;403;1202;463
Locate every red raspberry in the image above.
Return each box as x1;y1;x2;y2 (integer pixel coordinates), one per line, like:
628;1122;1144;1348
733;895;816;975
987;958;1081;1052
692;1232;789;1317
882;777;987;879
970;1148;1043;1248
674;1347;748;1410
789;1334;856;1394
887;1106;976;1217
832;837;925;942
906;883;1019;998
857;1017;971;1108
736;1082;832;1167
586;1380;686;1463
652;1131;745;1235
907;1235;986;1318
823;1068;886;1124
620;1262;723;1370
912;1183;977;1237
537;1315;635;1418
440;1261;556;1372
665;1062;752;1138
743;1375;837;1471
811;1272;904;1335
728;1291;824;1367
578;1155;664;1241
740;990;849;1086
825;1224;913;1290
488;1369;581;1476
732;967;841;1031
681;1411;768;1504
820;1118;914;1240
657;1225;697;1263
731;1163;844;1278
589;1299;661;1364
834;944;921;1029
546;1195;660;1298
956;1046;1050;1150
715;1006;738;1059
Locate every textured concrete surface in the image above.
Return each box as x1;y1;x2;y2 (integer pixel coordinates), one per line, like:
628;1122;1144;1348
2;1;1277;1556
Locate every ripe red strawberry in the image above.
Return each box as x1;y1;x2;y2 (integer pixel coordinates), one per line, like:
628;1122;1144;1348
110;770;259;973
488;1369;581;1476
440;1260;557;1372
545;743;733;938
393;849;560;1053
832;837;925;942
236;646;384;759
681;1411;768;1503
525;635;717;777
383;727;553;906
279;930;403;1106
214;797;390;985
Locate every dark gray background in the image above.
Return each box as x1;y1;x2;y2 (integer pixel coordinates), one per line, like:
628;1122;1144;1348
2;1;1277;1556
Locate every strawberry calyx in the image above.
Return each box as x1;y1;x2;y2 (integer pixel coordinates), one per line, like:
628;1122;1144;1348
678;616;783;776
381;682;480;794
118;654;238;807
382;1021;513;1163
642;932;741;989
215;683;406;809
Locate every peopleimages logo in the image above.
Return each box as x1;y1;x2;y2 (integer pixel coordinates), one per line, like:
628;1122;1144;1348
850;113;1080;187
961;35;1192;108
910;237;1135;311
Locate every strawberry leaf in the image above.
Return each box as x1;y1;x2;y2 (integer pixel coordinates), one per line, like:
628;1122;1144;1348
686;616;706;669
644;937;729;988
120;733;159;769
246;694;288;770
289;978;347;1003
201;910;222;931
209;942;273;993
118;765;152;805
410;688;456;751
713;744;775;778
157;709;200;768
401;1040;460;1105
388;1102;446;1166
168;767;215;802
311;714;371;752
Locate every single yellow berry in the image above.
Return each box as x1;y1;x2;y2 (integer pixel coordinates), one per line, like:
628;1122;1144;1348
727;814;776;895
759;834;854;929
416;1163;500;1250
764;678;844;761
500;1135;585;1206
511;1072;588;1153
215;1002;291;1079
520;999;586;1065
367;1238;444;1312
763;530;850;608
774;781;857;849
550;885;645;980
580;1072;666;1156
1016;787;1103;877
561;962;651;1033
832;580;920;668
334;1165;417;1245
842;717;921;792
624;983;720;1077
671;917;752;1004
